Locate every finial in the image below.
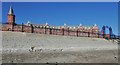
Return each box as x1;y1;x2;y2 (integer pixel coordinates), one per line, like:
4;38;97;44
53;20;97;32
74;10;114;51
27;21;30;23
45;22;48;26
79;24;82;26
94;24;97;26
64;23;66;26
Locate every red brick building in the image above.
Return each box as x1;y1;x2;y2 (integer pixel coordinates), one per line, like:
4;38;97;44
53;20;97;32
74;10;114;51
2;5;100;37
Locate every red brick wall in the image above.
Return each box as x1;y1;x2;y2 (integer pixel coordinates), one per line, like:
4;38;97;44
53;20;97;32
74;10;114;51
8;14;15;24
24;26;32;33
6;14;15;31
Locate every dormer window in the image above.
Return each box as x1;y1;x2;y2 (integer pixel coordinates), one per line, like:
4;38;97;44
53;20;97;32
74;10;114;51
40;26;43;28
27;21;31;26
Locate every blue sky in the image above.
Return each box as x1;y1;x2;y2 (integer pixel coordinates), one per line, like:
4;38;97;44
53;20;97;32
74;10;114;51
2;2;118;35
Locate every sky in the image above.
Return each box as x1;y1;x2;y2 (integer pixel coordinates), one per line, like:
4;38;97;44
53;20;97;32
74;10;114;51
2;2;118;35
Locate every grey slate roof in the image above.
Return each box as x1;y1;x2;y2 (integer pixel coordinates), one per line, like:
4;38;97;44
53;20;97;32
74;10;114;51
8;5;14;15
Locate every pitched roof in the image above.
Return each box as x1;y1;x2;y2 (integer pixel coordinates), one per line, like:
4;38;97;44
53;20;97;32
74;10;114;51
8;5;14;15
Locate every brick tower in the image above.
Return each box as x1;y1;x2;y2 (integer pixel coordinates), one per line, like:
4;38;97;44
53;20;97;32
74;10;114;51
7;5;15;31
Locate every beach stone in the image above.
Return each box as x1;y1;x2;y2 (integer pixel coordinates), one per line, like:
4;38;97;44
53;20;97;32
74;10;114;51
2;31;118;63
